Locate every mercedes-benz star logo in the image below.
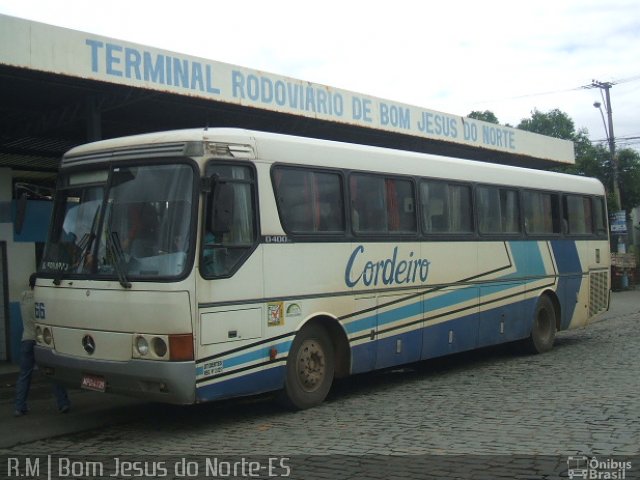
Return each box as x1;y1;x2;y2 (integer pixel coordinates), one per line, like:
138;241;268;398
82;334;96;355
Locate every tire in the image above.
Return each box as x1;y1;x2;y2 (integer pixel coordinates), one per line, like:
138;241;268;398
279;324;334;410
524;295;557;354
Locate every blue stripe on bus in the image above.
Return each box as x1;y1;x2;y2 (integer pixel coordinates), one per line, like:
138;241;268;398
423;286;478;313
550;240;582;274
196;365;286;402
222;340;292;369
196;340;292;380
550;240;583;328
507;241;547;278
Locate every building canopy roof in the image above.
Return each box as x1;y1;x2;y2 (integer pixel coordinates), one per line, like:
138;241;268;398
0;14;574;188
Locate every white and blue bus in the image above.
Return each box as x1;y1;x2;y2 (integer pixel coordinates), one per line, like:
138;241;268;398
34;128;610;409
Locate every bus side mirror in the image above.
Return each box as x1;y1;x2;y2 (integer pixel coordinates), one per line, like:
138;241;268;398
209;182;234;235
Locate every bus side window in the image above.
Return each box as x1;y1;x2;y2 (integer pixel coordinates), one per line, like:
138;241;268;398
352;175;386;233
564;194;593;235
386;178;416;233
209;183;234;235
201;165;256;278
477;186;520;235
420;180;472;235
477;186;501;233
524;191;561;235
593;197;607;236
421;181;448;233
350;174;416;234
273;167;344;234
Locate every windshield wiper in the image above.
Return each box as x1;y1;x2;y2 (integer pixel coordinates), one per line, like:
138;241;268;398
76;206;101;273
52;234;90;285
75;232;95;273
106;231;132;289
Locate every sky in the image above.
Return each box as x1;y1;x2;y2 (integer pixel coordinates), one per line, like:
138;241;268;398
1;0;639;151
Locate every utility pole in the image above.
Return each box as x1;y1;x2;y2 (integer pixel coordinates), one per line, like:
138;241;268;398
592;80;622;209
592;79;628;289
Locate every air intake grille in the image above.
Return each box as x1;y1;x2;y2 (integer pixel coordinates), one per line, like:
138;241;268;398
589;271;609;317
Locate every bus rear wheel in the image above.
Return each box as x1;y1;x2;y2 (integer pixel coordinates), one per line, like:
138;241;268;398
280;324;334;410
524;295;557;354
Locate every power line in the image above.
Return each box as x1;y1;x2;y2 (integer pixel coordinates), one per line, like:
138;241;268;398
580;75;640;90
592;135;640;142
475;75;640;105
614;74;640;84
592;136;640;147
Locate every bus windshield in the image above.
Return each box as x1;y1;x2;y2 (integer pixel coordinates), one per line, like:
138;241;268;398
40;163;195;282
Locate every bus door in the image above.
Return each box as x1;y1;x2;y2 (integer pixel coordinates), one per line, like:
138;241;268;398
196;163;263;375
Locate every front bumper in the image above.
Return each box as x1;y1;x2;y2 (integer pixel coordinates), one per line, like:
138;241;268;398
35;346;196;404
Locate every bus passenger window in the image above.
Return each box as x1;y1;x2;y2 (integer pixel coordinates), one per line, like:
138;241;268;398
477;187;500;233
564;195;593;235
477;186;520;234
524;191;560;235
350;174;415;234
386;178;416;232
272;167;344;234
351;175;386;233
420;181;472;235
593;197;607;235
500;189;520;234
421;181;447;233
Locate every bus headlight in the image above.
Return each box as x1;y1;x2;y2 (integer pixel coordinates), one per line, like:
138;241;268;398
152;337;168;358
34;324;54;348
135;336;149;356
131;333;176;361
43;328;53;346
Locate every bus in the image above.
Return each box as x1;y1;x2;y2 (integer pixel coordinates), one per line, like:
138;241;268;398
34;128;611;409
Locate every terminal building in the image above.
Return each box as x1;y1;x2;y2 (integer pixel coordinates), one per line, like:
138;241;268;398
0;14;574;362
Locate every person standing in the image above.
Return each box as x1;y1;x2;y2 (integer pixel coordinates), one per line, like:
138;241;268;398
14;273;70;417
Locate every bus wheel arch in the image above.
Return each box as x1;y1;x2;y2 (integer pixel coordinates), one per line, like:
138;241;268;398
545;290;562;332
279;315;348;409
524;291;559;354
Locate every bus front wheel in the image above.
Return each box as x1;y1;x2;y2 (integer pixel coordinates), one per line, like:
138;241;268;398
280;324;334;410
524;295;557;354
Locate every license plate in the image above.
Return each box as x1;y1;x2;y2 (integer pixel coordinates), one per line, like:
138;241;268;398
81;374;106;392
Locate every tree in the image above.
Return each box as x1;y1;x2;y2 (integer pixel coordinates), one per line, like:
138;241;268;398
468;110;499;124
615;148;640;213
517;108;593;175
517;108;576;139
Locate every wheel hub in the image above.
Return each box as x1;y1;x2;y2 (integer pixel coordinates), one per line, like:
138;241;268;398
297;339;325;392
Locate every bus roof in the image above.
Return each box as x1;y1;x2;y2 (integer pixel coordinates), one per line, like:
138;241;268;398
64;128;604;196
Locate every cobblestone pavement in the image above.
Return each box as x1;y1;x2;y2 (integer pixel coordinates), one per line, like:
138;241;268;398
1;293;639;478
